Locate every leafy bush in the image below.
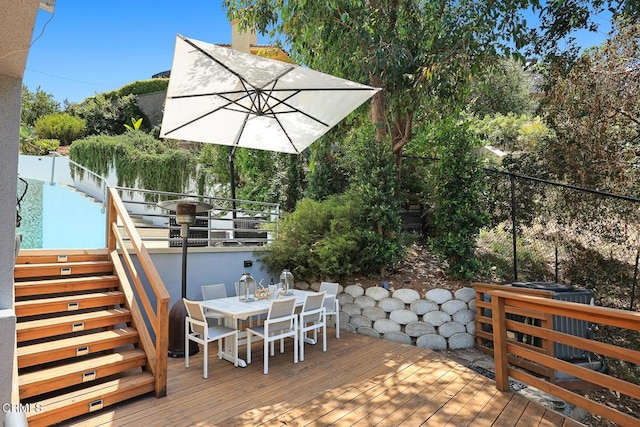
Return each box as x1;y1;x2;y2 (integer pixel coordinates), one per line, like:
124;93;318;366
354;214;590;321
467;113;551;153
19;124;60;155
66;93;144;135
106;79;170;99
260;124;406;280
21;85;60;126
260;194;366;280
428;117;489;278
34;113;85;145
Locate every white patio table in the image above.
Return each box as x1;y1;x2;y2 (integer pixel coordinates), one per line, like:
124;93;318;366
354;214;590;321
201;289;316;367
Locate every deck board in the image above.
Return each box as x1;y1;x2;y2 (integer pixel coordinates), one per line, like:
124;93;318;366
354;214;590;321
64;331;582;427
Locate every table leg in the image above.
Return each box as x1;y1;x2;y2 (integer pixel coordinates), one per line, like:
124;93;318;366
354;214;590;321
218;317;248;367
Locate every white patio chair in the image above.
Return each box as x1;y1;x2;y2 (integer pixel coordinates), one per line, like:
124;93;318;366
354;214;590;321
299;291;327;362
184;298;238;379
319;282;340;338
201;283;228;326
246;297;298;374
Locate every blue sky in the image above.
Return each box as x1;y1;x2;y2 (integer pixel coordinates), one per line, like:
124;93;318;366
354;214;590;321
24;1;275;104
24;1;613;105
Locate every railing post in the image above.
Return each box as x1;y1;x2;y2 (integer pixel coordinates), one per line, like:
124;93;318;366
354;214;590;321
510;174;518;282
491;292;510;391
106;188;117;251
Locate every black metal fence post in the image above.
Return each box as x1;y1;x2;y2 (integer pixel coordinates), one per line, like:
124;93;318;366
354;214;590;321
510;174;518;282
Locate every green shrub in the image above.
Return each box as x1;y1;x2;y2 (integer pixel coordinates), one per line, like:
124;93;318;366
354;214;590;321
260;194;362;280
107;79;169;99
21;85;60;126
34;113;85;145
19;123;60;155
66;93;144;135
428;117;489;278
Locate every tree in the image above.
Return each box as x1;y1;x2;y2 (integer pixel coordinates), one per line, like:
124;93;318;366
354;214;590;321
467;57;537;117
21;85;60;126
66;93;143;136
222;1;638;164
540;19;640;195
223;1;537;162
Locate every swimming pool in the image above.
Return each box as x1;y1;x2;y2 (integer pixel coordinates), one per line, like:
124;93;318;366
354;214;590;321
17;178;106;249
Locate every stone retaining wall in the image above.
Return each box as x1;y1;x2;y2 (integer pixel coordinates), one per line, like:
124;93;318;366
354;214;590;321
299;282;476;350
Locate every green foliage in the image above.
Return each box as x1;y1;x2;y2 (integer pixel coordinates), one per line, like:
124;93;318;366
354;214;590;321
124;117;143;131
66;93;144;135
305;134;349;201
468;113;552;153
34;113;86;145
467;57;537;117
428;117;489;278
19;124;60;155
539;20;640;196
260;191;403;280
104;79;170;99
261;121;405;280
224;0;539;160
21;85;60;126
70;131;196;192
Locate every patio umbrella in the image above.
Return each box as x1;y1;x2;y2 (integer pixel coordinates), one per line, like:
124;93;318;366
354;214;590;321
160;34;380;154
159;34;380;202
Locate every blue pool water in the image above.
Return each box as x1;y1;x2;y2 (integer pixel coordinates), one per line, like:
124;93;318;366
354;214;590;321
17;179;106;249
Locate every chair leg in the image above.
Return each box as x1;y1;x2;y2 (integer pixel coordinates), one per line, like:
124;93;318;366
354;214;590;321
203;338;208;379
335;300;340;338
263;339;269;374
247;332;252;364
293;318;299;364
184;322;190;369
322;322;327;352
299;325;305;362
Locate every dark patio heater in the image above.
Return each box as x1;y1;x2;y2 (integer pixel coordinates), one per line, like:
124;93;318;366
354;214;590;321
157;198;213;358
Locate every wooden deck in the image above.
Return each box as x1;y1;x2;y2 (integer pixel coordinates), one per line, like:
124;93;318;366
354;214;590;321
65;331;583;426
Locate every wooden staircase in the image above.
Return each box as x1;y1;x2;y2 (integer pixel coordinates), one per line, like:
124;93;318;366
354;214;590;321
14;249;156;426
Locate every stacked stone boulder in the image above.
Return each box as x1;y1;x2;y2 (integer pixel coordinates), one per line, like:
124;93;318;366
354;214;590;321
333;283;476;350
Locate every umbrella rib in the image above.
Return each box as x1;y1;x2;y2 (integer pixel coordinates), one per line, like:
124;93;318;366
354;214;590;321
181;36;257;91
162;101;240;136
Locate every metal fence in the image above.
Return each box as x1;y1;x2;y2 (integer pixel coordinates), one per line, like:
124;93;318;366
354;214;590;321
482;169;640;311
113;186;279;247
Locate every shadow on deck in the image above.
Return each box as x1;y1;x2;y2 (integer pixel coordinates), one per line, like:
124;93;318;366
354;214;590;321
65;331;583;426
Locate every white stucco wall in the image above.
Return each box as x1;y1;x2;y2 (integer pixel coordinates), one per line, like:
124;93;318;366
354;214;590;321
0;75;21;422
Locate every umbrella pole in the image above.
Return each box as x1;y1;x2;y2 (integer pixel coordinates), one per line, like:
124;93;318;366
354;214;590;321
229;146;237;221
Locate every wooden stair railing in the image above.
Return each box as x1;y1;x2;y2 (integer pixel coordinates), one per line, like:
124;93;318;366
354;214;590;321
487;289;640;427
106;186;170;398
13;188;170;426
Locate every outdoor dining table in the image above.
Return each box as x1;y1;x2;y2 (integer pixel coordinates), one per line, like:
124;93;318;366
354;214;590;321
201;289;317;367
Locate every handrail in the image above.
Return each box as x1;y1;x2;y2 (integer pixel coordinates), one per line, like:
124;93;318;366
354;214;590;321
488;290;640;427
106;187;170;397
49;151;109;206
112;186;280;247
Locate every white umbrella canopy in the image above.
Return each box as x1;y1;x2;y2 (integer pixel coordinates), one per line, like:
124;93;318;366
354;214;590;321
160;34;380;154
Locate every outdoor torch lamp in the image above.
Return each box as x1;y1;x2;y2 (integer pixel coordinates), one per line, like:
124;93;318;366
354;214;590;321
157;198;212;358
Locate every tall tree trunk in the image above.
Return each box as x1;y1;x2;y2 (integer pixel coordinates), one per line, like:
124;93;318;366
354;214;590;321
370;75;387;141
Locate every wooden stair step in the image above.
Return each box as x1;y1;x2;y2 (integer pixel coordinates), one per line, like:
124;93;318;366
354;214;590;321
14;291;124;317
14;260;114;279
14;275;119;297
15;249;109;265
19;348;146;399
17;327;139;368
17;308;131;342
25;372;155;427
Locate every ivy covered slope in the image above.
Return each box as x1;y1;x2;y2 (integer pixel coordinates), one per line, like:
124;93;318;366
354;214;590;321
69;130;196;193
